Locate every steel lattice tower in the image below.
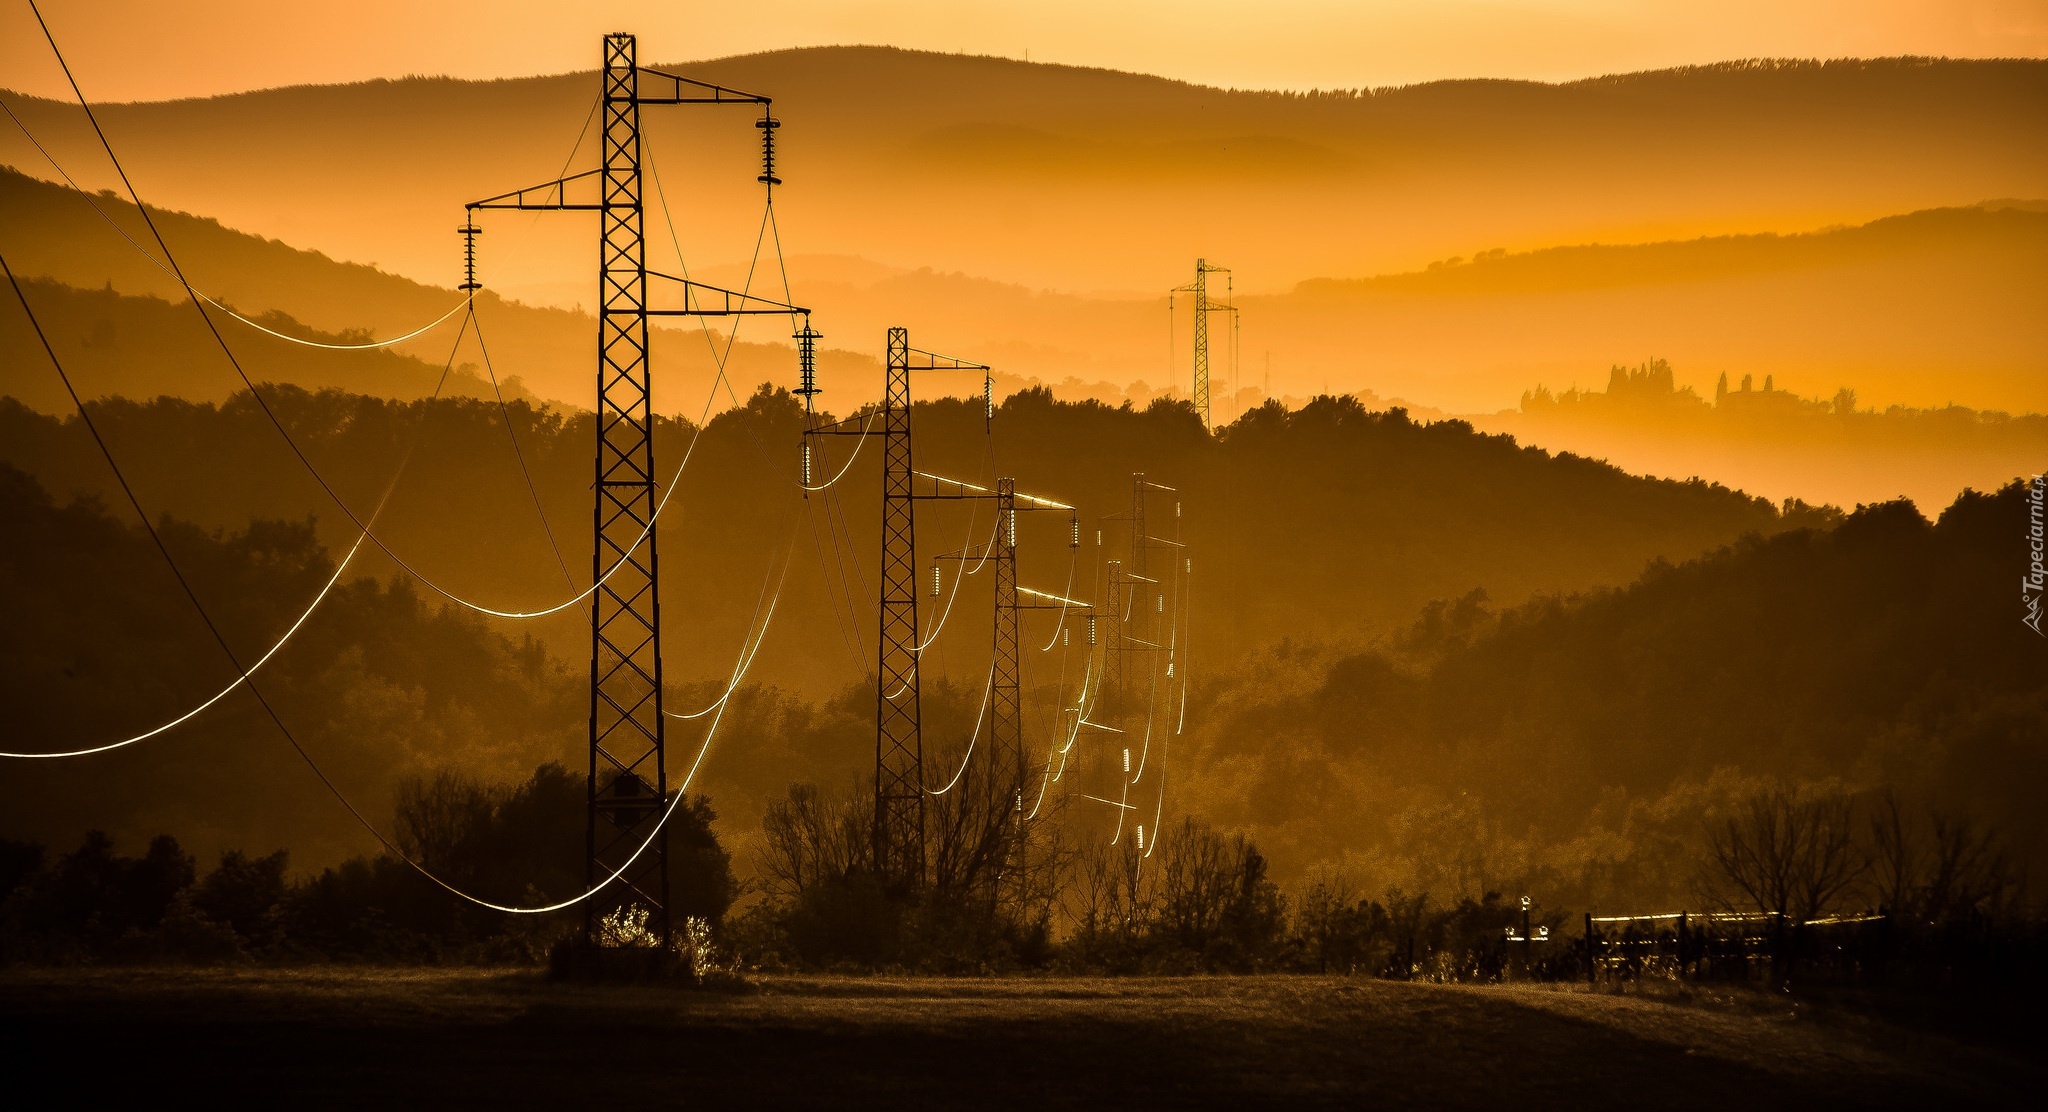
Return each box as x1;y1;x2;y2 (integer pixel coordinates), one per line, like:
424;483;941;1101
470;33;794;943
1101;558;1125;719
875;326;926;888
1173;259;1235;430
811;334;993;891
926;475;1082;836
1099;473;1178;730
1190;266;1211;426
990;478;1022;813
586;34;666;938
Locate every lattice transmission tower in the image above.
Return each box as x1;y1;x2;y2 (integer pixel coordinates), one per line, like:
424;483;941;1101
928;477;1084;825
1171;259;1236;430
468;32;804;944
807;328;991;891
1099;473;1179;724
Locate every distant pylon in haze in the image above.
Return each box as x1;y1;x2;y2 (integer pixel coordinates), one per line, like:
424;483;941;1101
1172;259;1236;429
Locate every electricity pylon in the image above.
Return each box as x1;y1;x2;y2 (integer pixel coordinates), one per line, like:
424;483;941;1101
926;475;1081;818
1171;259;1235;429
805;328;991;891
1099;473;1178;720
467;32;804;944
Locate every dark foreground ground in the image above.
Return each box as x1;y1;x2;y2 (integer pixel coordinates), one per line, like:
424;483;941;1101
0;968;2035;1110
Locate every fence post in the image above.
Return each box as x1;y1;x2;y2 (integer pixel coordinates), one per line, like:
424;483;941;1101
1677;911;1689;979
1771;911;1788;985
1585;913;1596;985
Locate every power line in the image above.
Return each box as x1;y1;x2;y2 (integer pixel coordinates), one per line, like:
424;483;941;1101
915;516;997;654
5;242;790;914
0;304;476;759
799;406;882;490
21;14;767;624
666;509;803;721
2;80;603;352
0;95;468;350
925;659;997;796
468;308;585;617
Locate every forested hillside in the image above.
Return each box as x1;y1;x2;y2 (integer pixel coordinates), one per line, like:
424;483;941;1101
1176;482;2048;905
0;275;523;409
0;462;581;867
0;386;1801;696
5;464;2038;914
1474;357;2048;510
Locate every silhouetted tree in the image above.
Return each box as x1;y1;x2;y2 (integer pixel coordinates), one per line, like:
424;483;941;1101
1706;788;1863;921
193;849;289;945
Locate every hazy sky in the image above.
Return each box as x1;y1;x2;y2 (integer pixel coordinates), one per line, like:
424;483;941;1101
4;0;2045;101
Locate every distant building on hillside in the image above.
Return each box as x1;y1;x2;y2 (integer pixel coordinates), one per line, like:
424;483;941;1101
1521;359;1705;413
1715;368;1827;416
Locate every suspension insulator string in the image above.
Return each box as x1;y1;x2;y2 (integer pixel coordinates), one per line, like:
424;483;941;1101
458;220;482;292
757;113;782;187
795;318;821;415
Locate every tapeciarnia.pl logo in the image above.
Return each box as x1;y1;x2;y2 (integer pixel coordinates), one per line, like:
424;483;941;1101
2027;474;2045;636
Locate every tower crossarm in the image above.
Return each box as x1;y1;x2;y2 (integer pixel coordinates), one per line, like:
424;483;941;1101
933;544;999;563
466;168;605;211
805;408;883;437
911;470;994;500
633;68;773;105
643;271;807;316
910;471;1072;509
904;348;991;372
1017;586;1093;611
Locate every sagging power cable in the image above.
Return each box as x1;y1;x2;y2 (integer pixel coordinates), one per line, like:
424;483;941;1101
9;239;786;913
0;299;476;759
22;14;762;623
665;509;803;721
925;659;997;796
0;95;467;350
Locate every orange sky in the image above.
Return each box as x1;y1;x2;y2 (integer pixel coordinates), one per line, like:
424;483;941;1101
4;0;2046;101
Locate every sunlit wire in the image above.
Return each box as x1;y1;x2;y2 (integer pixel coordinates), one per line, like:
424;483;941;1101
0;94;472;349
1;307;477;759
1081;794;1137;811
1128;606;1171;784
665;512;802;720
799;407;882;490
1;532;365;758
1025;656;1093;819
926;659;996;796
14;6;816;915
21;31;727;624
1036;547;1080;653
915;517;997;654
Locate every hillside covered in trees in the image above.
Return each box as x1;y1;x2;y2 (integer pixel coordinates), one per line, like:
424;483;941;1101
1475;357;2048;510
3;454;2039;918
0;385;1801;697
1175;481;2047;908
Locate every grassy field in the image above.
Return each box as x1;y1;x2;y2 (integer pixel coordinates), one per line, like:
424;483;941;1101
0;968;2033;1109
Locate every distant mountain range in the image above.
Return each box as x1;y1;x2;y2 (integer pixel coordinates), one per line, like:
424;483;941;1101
5;164;2044;420
2;50;2043;410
